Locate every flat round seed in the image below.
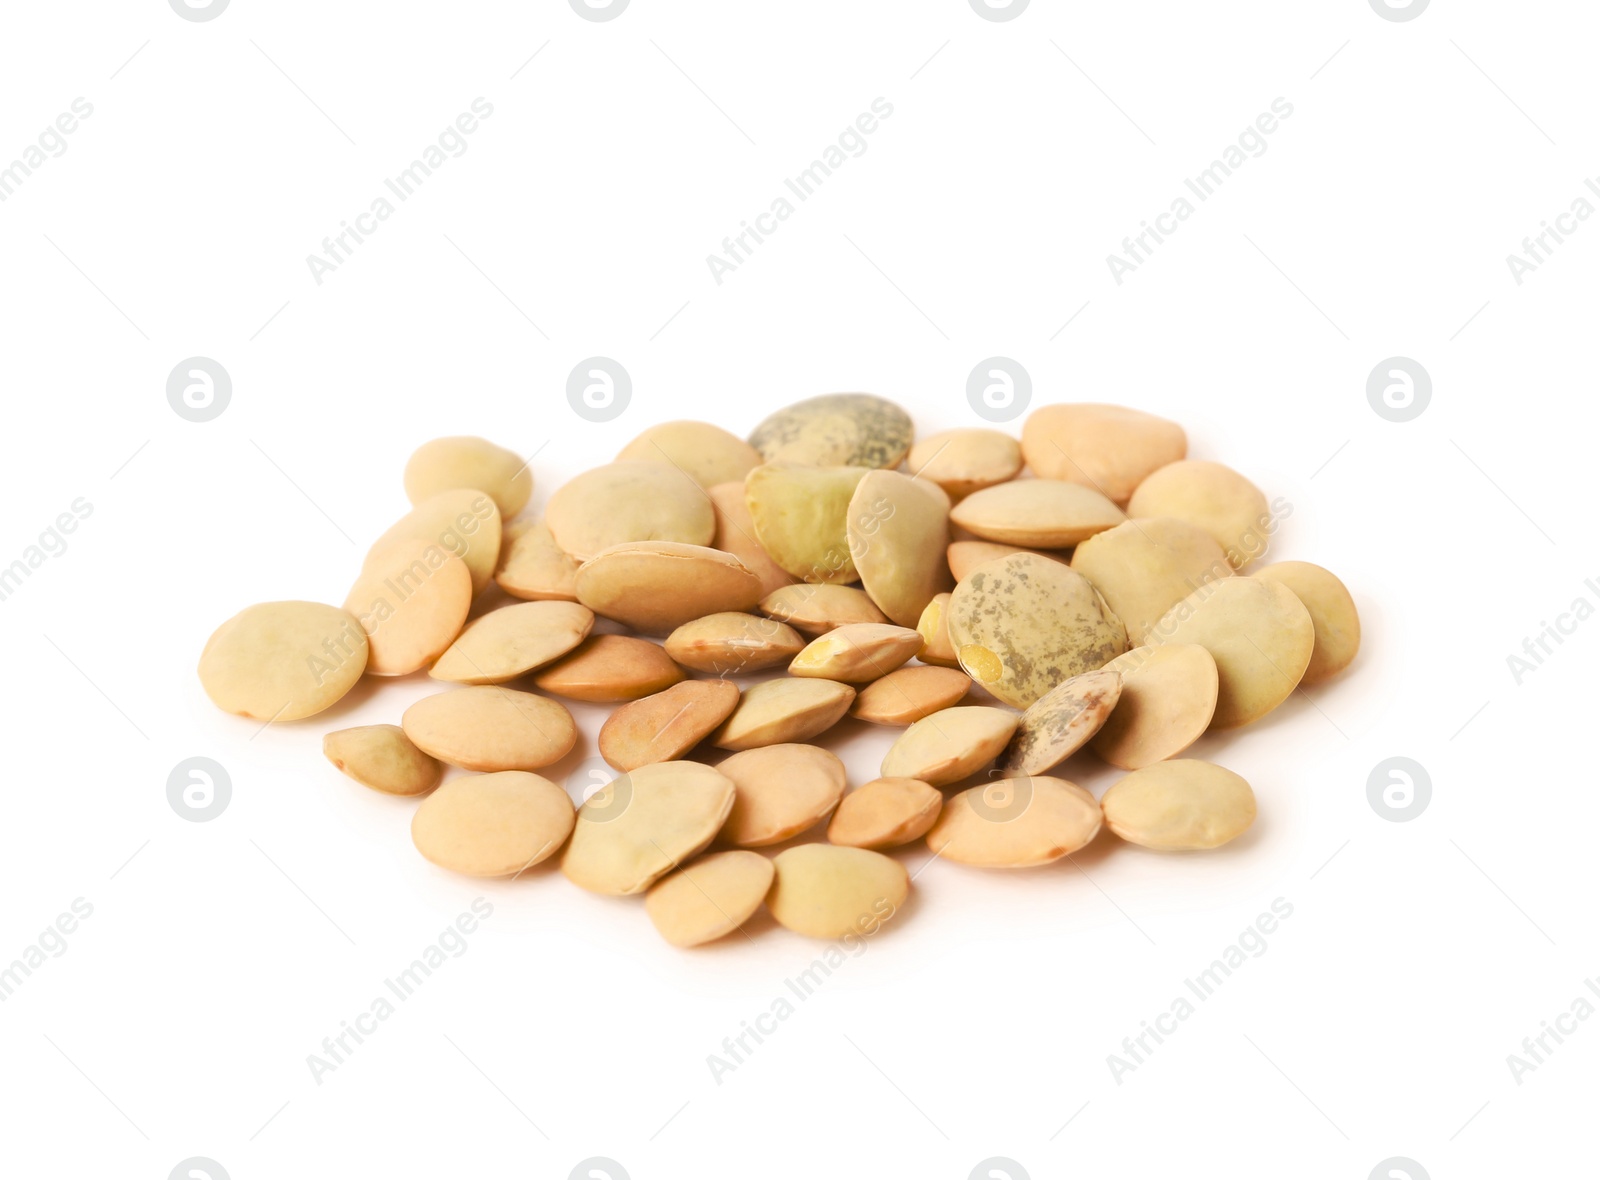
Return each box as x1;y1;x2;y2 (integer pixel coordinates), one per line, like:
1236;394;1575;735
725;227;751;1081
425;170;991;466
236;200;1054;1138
411;771;574;876
907;428;1023;499
374;489;502;595
1090;644;1218;769
403;436;532;517
561;761;736;895
1101;759;1255;850
323;724;441;796
1127;460;1271;569
850;666;972;725
598;679;741;771
1070;517;1232;644
664;612;806;675
744;463;869;584
430;601;594;684
1000;669;1122;775
531;635;685;702
708;481;796;597
947;541;1068;584
914;593;960;668
880;705;1019;786
848;470;952;627
495;518;580;602
710;677;856;750
544;461;714;562
760;584;887;636
947;553;1128;708
646;851;774;947
949;480;1125;548
767;844;909;940
198;601;368;721
616;421;763;489
1254;561;1360;684
1149;578;1312;728
575;542;762;635
927;776;1102;867
748;393;913;469
788;623;924;683
1021;404;1187;503
827;777;942;849
717;743;847;846
401;687;578;771
344;538;472;675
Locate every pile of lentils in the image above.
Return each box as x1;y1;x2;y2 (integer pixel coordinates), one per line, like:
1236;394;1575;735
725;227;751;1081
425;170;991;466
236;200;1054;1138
197;394;1358;948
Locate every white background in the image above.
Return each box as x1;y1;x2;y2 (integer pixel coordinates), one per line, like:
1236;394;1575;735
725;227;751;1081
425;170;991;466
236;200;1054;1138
0;1;1592;1177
